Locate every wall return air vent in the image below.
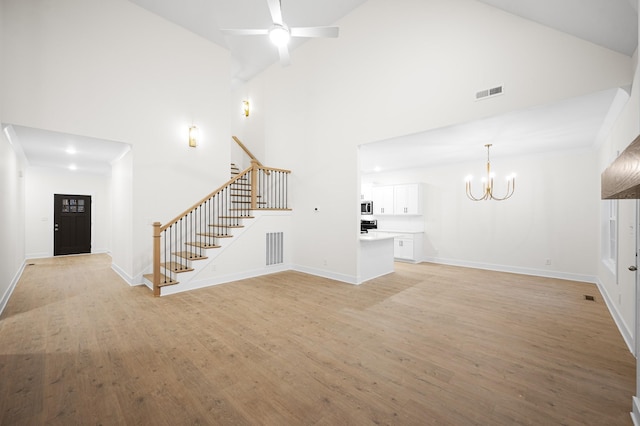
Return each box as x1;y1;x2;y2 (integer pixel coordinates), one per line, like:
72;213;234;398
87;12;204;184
475;85;504;101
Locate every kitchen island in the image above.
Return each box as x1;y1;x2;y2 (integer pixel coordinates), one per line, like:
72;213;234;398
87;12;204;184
358;232;397;283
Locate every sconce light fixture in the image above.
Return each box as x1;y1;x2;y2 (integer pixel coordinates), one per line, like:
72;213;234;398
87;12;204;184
243;100;250;117
188;125;198;148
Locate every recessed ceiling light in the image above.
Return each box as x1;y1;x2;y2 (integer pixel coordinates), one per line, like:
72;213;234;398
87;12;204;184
68;164;77;171
66;147;77;155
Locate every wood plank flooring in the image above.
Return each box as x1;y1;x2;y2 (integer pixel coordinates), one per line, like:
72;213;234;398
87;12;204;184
0;254;635;425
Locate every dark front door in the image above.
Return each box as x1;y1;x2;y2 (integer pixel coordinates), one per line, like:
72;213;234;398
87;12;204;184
54;194;92;256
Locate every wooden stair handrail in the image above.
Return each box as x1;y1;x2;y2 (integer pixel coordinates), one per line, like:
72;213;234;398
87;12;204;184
159;165;252;233
232;136;261;165
233;136;271;175
152;161;291;296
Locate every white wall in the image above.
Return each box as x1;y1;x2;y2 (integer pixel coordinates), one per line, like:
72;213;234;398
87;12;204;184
597;58;640;352
363;148;599;281
0;1;27;316
0;131;26;315
1;0;232;282
240;0;633;283
110;150;134;282
24;166;111;258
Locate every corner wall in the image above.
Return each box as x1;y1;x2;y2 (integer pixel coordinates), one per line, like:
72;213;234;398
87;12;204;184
1;0;232;283
0;131;26;316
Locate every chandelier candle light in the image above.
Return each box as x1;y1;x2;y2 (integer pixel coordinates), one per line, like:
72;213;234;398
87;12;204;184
465;144;516;201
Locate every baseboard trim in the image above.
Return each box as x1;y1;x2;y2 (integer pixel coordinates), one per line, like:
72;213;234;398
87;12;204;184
596;277;634;353
292;265;358;285
632;397;640;426
0;260;27;318
110;263;143;287
422;257;597;284
160;264;293;296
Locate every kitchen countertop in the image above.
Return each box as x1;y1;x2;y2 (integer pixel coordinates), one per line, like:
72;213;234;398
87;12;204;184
359;232;399;241
374;230;424;234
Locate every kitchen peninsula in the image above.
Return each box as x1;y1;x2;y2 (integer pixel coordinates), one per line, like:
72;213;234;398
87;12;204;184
358;232;396;283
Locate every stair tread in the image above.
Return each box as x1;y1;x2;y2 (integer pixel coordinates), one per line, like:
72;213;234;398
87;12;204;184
208;224;244;228
185;241;221;249
172;252;208;260
161;262;194;273
197;232;233;238
143;273;179;287
219;215;254;219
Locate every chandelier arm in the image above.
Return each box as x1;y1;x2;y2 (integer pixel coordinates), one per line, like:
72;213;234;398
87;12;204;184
466;182;488;201
488;179;515;201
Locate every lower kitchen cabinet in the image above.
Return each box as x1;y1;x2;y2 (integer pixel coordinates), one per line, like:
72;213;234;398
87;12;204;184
395;238;414;260
374;232;423;263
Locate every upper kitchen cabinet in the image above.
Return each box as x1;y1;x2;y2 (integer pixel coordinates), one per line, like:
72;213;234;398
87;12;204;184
372;183;423;215
361;184;373;201
394;184;422;215
372;185;394;215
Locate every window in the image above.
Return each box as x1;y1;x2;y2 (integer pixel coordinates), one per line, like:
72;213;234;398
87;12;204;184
603;200;617;273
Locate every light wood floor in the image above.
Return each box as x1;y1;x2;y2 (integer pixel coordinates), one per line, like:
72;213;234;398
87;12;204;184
0;254;635;425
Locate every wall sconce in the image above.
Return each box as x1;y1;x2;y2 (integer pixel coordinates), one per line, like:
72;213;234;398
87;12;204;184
188;125;198;148
242;100;250;117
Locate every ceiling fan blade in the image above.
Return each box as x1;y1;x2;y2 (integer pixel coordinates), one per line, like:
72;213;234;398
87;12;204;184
220;28;269;36
290;26;339;38
278;44;291;66
266;0;284;25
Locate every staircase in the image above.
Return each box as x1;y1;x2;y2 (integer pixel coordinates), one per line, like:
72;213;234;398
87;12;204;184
144;151;291;296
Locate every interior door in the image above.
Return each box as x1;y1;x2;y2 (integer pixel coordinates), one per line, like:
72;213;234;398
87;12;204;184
54;194;92;256
619;199;637;354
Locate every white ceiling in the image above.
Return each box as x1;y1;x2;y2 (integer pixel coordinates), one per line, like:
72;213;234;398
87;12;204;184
127;0;638;84
5;0;638;175
359;88;629;174
3;125;130;176
128;0;368;86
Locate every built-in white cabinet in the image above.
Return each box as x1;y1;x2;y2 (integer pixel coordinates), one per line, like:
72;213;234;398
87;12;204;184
372;232;423;262
393;233;423;262
372;185;394;215
372;183;422;215
361;184;373;201
395;237;414;260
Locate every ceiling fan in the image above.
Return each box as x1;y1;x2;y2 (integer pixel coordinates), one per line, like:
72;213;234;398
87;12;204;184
220;0;339;66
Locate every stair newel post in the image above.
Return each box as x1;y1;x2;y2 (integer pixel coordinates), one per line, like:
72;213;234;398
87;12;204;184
152;222;162;297
251;159;259;210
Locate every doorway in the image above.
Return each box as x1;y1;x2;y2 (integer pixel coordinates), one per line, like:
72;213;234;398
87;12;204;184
54;194;92;256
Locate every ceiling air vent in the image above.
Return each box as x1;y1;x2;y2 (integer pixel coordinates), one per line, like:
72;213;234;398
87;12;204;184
475;85;504;101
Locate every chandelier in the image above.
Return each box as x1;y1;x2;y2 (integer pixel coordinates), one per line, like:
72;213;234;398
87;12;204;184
465;144;515;201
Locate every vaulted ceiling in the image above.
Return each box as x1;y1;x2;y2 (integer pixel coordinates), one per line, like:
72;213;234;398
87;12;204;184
128;0;638;85
5;0;638;174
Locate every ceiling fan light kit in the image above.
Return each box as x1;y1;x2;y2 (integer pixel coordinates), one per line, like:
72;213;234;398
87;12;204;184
269;24;290;47
221;0;339;66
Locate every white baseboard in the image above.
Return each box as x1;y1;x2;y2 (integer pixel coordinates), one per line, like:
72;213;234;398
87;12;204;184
596;277;634;353
160;264;293;296
0;260;26;318
292;265;358;285
632;397;640;426
422;257;597;284
110;263;144;287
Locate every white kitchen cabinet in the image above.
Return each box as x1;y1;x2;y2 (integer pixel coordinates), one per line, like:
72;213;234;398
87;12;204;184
372;183;422;215
394;184;422;215
394;238;414;260
361;184;373;201
372;185;394;215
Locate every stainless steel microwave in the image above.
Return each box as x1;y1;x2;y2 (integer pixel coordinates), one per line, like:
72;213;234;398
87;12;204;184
361;200;373;215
